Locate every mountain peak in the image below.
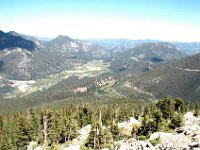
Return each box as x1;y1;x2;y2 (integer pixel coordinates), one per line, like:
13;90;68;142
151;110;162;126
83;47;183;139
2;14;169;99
0;30;5;35
7;31;18;34
56;35;72;40
0;30;37;51
50;35;74;44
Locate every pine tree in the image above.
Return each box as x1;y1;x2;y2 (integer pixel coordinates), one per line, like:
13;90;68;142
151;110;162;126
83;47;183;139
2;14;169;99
169;112;183;129
84;110;108;149
104;129;113;148
118;102;130;122
174;98;184;113
1;116;19;150
62;108;79;143
0;131;13;150
65;116;79;141
48;111;62;144
42;110;49;144
110;122;120;141
14;113;32;150
152;109;163;130
28;108;42;141
0;115;3;149
156;96;174;119
77;105;92;127
194;104;199;117
0;115;3;130
85;123;106;149
138;113;156;137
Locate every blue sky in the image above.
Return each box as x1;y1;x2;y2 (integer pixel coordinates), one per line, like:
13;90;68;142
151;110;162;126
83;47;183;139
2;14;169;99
1;0;200;41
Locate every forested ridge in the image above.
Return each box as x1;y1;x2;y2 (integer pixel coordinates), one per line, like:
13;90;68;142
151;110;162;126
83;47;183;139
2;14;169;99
0;97;198;150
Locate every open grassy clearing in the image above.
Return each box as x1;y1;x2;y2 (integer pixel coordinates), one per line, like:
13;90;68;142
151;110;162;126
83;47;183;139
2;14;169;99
6;60;110;98
130;56;140;62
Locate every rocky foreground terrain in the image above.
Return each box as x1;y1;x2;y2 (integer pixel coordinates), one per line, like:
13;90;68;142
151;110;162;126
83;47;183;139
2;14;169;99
117;112;200;150
28;112;200;150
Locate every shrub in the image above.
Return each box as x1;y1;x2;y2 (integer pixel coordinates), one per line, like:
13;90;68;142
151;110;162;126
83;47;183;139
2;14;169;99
150;137;160;146
138;135;147;141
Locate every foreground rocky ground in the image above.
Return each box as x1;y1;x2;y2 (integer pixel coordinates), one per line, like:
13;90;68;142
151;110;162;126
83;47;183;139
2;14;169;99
115;112;200;150
28;112;200;150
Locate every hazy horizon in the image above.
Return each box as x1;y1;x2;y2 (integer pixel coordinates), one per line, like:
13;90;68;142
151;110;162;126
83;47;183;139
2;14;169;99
1;0;200;42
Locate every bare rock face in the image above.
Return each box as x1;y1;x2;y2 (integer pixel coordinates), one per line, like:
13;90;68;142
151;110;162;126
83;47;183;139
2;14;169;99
151;112;200;150
155;133;190;150
184;112;200;127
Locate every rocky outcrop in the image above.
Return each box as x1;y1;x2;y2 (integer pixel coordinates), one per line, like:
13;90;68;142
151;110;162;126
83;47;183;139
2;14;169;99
118;117;141;136
61;124;91;150
150;112;200;150
154;133;190;150
116;112;200;150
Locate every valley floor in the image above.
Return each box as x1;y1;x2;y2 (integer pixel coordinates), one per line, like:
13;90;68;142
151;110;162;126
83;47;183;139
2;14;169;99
5;60;110;98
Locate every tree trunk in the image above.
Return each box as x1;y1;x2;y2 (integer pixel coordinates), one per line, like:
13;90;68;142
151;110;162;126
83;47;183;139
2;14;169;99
99;110;102;127
93;131;96;150
68;127;71;141
43;112;48;144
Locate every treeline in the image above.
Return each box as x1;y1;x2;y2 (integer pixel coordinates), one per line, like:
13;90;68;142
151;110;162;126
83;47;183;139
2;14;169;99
0;97;198;150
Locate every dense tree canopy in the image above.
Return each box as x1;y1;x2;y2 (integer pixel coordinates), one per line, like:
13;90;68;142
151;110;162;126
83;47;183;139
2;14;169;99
0;97;197;149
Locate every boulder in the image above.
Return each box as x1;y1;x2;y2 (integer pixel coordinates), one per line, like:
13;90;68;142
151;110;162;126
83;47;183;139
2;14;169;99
153;112;200;150
189;142;199;148
118;117;141;136
114;138;155;150
175;127;186;133
149;132;173;141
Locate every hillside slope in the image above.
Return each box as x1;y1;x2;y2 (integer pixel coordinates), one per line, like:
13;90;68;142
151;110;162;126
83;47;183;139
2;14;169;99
125;53;200;101
0;30;37;51
110;42;184;73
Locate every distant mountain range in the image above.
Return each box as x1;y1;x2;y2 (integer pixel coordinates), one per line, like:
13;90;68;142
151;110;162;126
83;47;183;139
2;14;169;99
0;29;200;102
88;39;200;55
87;39;160;49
